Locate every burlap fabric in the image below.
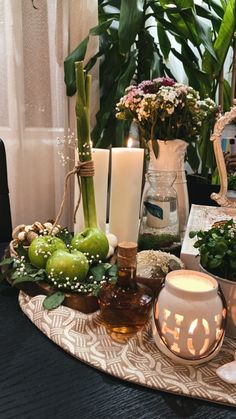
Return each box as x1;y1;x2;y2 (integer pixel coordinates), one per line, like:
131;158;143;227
19;291;236;407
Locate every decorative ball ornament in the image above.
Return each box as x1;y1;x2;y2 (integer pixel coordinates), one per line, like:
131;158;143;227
152;270;227;365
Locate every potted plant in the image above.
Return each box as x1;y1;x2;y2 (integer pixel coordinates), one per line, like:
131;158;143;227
64;0;235;177
190;219;236;338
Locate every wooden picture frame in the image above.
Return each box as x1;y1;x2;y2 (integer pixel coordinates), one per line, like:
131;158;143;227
211;100;236;207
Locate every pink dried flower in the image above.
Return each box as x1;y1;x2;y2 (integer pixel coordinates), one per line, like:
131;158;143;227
116;78;218;143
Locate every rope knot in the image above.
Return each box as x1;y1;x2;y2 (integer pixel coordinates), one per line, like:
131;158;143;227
51;159;95;233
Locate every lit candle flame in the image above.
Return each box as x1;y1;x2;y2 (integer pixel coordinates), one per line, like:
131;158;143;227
127;137;133;148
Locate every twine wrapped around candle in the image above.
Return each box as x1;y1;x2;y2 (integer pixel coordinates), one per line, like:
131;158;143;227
51;160;95;233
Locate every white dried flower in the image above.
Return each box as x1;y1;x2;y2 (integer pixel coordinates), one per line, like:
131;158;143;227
18;231;26;241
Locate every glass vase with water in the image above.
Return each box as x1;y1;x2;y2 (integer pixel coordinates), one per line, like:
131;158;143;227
138;171;180;253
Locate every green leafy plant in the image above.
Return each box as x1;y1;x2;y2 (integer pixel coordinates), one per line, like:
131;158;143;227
190;219;236;281
228;173;236;191
64;0;236;178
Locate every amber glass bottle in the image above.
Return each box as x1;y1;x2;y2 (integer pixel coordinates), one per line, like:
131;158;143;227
98;242;153;341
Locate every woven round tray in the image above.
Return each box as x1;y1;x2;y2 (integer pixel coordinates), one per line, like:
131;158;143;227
19;291;236;407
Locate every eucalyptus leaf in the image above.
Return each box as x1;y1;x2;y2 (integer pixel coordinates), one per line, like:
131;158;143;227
108;264;118;277
43;292;65;311
12;275;45;285
0;257;15;266
144;201;163;220
90;264;106;281
16;244;29;259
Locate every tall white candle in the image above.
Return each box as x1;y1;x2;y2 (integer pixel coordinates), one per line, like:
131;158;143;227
74;148;110;232
109;147;144;242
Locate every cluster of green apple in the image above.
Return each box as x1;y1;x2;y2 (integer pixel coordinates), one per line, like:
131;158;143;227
28;227;111;291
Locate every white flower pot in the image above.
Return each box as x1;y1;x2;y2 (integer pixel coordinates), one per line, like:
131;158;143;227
200;266;236;339
148;139;189;235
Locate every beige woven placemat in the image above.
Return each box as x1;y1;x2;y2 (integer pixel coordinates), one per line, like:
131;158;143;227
19;291;236;406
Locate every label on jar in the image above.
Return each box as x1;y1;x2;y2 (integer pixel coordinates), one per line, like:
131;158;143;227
145;200;170;228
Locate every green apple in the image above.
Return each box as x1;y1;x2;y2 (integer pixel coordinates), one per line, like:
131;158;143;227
28;235;67;269
71;227;109;260
46;249;89;288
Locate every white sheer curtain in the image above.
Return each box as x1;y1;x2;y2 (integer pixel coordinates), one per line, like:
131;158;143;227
0;0;98;230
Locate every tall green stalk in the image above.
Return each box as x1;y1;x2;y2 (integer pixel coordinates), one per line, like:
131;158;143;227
75;61;97;229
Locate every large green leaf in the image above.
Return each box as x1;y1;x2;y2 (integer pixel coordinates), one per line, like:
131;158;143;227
186;143;200;172
195;4;221;31
116;52;137;99
137;29;162;82
198;120;216;177
202;0;236;78
118;0;144;53
157;23;171;60
64;19;114;96
92;82;118;144
223;79;232;111
191;14;217;59
94;52;136;146
160;0;194;10
166;12;199;46
64;37;89;96
171;47;210;94
202;0;225;17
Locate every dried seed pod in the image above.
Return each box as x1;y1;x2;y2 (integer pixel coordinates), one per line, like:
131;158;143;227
18;231;26;241
12;224;26;240
9;239;19;257
50;226;59;235
32;222;45;233
25;225;32;233
26;231;38;243
43;222;53;230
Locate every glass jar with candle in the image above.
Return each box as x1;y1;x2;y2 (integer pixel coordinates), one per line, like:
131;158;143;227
138;171;180;253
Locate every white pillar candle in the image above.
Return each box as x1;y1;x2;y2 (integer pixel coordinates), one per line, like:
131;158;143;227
109;147;144;242
74;148;110;232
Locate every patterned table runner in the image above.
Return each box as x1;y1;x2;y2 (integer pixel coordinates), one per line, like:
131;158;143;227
19;291;236;407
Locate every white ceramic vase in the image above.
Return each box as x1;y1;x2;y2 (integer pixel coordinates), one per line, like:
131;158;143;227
148;139;189;235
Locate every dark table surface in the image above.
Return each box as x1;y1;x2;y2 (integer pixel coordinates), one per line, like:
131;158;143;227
0;242;236;419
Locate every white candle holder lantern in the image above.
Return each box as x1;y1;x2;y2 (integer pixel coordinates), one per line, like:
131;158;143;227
152;270;227;365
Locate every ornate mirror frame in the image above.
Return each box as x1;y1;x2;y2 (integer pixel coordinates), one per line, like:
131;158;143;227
210;101;236;207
